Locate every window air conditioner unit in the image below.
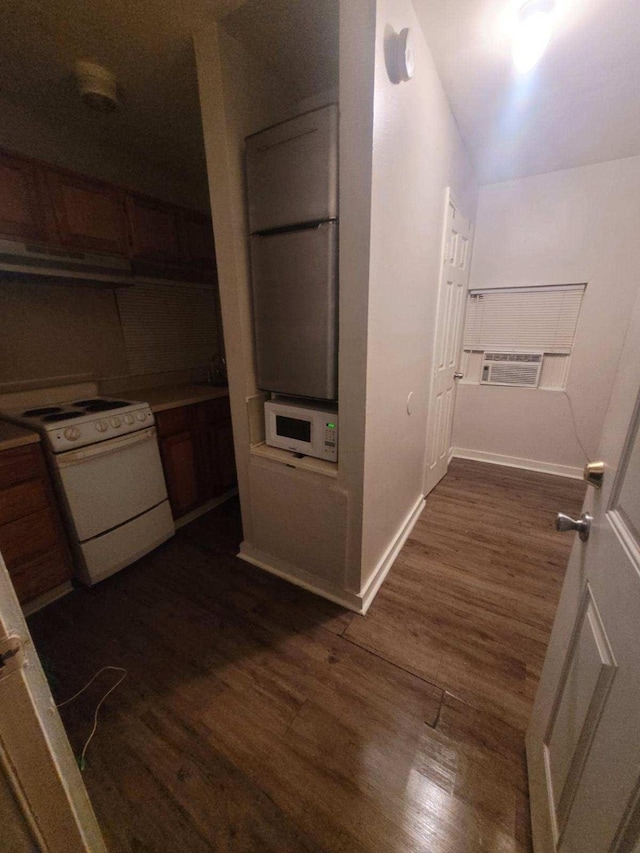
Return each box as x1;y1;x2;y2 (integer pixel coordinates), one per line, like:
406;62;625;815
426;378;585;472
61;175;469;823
480;352;542;388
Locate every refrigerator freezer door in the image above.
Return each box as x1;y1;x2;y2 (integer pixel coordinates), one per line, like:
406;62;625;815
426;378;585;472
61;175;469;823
250;222;338;400
246;104;338;234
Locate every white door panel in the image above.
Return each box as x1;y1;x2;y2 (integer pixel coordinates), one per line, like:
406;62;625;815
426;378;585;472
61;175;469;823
0;553;106;851
424;190;472;494
527;281;640;852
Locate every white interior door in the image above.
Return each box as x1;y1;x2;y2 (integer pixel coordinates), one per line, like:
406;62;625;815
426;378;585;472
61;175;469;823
0;552;106;852
527;281;640;852
424;189;472;495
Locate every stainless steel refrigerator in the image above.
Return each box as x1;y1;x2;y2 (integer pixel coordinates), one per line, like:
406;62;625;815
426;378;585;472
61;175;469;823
246;104;338;401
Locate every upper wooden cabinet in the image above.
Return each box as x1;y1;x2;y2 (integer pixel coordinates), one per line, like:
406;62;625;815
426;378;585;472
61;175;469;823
180;209;217;282
0;146;216;282
47;170;129;256
0;151;48;242
181;210;216;264
126;193;183;264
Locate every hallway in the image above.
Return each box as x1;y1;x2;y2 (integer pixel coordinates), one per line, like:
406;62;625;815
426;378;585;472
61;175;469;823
28;459;585;852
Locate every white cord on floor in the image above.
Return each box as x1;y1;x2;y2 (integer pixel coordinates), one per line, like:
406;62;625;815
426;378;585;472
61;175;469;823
561;390;591;464
56;666;127;770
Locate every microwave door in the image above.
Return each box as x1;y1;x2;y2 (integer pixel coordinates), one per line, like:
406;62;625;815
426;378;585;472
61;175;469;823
250;221;338;400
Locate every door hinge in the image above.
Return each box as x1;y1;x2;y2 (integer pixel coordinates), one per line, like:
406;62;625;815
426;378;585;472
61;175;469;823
0;635;25;681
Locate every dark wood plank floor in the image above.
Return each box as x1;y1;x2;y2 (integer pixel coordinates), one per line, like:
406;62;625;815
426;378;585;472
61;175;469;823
28;459;585;853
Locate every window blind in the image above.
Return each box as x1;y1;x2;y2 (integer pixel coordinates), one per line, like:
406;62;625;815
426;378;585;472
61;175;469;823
463;284;585;354
116;282;220;376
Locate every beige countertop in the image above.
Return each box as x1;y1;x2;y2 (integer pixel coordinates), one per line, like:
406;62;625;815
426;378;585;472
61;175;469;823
0;421;41;452
124;384;230;414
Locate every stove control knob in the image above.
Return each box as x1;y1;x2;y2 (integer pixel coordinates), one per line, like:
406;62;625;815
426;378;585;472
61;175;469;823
110;417;121;428
95;420;108;433
136;412;146;422
124;414;135;425
64;426;81;441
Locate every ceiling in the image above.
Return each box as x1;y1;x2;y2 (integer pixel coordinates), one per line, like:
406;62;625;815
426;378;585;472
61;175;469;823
222;0;339;101
0;0;337;195
413;0;640;184
3;0;633;192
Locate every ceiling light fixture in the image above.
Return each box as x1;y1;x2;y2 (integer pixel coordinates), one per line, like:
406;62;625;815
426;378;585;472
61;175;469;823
75;60;120;112
387;28;415;84
512;0;556;74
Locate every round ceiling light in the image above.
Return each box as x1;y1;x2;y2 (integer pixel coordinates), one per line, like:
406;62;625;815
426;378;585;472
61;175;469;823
75;60;120;112
512;0;556;73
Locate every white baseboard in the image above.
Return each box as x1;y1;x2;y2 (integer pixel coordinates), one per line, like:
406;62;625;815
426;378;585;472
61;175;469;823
22;581;73;617
451;448;583;480
175;489;238;529
238;493;426;616
238;544;364;613
359;494;426;615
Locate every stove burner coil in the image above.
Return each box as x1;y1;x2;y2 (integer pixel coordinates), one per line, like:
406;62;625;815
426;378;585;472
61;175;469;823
23;407;64;417
42;412;85;423
82;401;130;412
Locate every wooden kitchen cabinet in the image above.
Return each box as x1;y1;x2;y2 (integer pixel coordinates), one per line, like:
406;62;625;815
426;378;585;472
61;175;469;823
155;397;236;521
0;151;48;242
195;398;237;499
0;443;72;605
0;145;217;283
46;170;129;255
155;406;200;518
126;193;183;265
180;209;216;282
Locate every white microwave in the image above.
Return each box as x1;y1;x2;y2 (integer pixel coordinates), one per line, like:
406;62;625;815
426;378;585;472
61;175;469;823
265;400;338;462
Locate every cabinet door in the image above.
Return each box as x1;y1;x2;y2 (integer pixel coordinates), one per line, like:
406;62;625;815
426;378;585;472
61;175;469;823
126;194;183;263
9;548;71;605
180;210;216;280
0;444;73;605
0;151;48;242
0;508;60;567
195;399;236;500
47;170;128;255
210;419;237;495
158;431;200;518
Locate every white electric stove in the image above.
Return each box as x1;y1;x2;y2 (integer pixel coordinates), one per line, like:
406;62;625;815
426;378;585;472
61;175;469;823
1;396;175;586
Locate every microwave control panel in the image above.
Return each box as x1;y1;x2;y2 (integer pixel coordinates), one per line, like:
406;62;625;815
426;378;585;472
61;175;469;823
323;420;338;460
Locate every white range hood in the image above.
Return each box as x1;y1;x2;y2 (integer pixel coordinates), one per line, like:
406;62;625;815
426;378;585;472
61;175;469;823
0;238;135;287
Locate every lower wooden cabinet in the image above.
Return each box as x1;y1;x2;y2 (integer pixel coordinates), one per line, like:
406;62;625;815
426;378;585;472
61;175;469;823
0;443;72;604
155;397;236;520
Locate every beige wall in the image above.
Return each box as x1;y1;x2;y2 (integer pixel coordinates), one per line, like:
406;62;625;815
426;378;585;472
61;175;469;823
195;10;378;604
194;23;298;553
195;3;479;609
452;154;640;473
337;0;376;590
360;0;478;581
0;283;127;391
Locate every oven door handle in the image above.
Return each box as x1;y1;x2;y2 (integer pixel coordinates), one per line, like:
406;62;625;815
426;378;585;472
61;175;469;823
55;427;157;467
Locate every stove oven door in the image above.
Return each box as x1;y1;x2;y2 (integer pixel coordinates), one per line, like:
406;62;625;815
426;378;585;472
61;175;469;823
54;427;169;542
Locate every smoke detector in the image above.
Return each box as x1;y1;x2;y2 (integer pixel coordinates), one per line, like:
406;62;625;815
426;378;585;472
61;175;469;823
75;60;119;112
